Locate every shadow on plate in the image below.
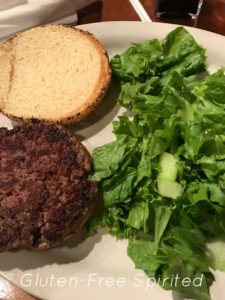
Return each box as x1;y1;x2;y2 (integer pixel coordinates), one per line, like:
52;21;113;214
5;80;121;143
0;196;107;271
172;291;185;300
0;228;107;271
67;80;121;141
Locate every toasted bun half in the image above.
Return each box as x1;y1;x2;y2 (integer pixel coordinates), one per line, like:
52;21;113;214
0;25;111;124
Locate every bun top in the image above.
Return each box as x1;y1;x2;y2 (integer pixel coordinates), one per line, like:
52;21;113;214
0;24;111;123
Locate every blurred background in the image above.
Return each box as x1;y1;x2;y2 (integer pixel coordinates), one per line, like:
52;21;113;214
0;0;225;39
77;0;225;36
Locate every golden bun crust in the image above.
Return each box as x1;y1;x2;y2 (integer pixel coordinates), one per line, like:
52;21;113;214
0;24;111;124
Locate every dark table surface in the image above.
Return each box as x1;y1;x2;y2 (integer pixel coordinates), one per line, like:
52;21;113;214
1;0;224;299
78;0;225;36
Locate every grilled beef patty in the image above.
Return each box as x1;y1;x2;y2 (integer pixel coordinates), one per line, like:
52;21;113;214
0;122;98;251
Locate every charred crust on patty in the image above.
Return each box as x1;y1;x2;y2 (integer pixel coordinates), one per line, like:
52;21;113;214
0;122;98;251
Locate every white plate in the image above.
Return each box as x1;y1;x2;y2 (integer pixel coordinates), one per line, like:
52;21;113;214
0;21;225;300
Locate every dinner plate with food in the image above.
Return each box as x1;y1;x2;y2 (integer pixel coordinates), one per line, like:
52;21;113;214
0;21;225;300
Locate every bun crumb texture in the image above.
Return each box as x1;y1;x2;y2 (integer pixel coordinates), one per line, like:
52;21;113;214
0;25;111;124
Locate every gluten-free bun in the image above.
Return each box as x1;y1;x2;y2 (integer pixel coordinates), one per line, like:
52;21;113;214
0;25;111;123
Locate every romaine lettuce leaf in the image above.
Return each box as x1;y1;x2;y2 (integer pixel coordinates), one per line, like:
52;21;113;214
89;26;225;300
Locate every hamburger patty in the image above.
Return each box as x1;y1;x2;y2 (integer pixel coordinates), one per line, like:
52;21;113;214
0;122;98;251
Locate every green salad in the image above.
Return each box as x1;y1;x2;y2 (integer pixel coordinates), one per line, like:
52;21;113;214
89;27;225;300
